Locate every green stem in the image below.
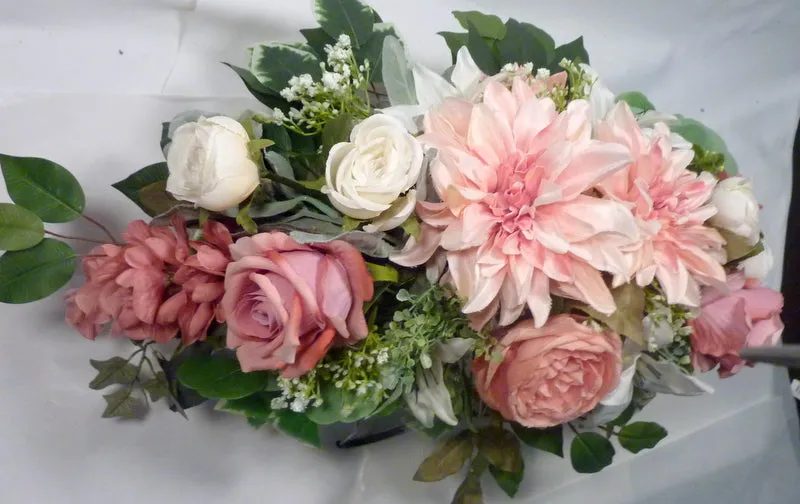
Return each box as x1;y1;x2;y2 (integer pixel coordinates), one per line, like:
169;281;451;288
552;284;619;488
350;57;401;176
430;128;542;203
44;230;108;245
260;173;324;198
598;425;618;436
567;423;580;435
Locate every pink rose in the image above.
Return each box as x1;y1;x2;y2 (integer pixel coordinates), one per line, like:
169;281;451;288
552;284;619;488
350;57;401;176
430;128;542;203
690;272;784;378
220;232;374;378
473;315;622;428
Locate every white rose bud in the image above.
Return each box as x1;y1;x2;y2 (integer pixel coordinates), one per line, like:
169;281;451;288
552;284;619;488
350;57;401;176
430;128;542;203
709;177;761;245
323;114;423;232
166;116;260;212
739;242;774;281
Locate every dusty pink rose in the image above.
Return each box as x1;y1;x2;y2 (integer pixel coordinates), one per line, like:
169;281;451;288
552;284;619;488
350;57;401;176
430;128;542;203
65;218;232;344
690;272;784;378
473;315;622;428
220;232;373;378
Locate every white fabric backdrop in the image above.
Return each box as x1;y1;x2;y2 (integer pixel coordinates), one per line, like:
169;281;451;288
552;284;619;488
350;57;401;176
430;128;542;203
1;1;800;503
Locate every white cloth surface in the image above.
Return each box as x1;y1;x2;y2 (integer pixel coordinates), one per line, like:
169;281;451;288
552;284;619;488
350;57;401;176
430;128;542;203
1;0;800;503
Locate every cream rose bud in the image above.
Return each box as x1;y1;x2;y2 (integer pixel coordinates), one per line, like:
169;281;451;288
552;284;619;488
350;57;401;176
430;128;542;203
166;116;260;212
323;114;423;231
740;242;774;281
709;177;761;245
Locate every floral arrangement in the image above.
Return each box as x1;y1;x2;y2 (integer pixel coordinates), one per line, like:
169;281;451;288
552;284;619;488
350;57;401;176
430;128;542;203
0;1;784;502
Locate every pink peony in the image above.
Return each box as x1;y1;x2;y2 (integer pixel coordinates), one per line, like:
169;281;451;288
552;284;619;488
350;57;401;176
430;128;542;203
473;315;622;428
690;272;784;378
596;103;727;306
220;232;373;378
391;78;639;328
65;218;232;344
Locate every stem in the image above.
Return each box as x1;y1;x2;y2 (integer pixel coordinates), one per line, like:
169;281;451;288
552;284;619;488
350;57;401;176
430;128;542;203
82;214;120;244
598;425;618;436
260;173;323;198
45;230;108;245
568;423;580;435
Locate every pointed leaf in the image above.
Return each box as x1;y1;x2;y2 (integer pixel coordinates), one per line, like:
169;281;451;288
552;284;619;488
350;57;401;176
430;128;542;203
585;282;646;343
511;423;564;457
552;36;590;68
321;113;355;158
142;372;170;402
453;11;506;39
89;357;138;390
357;23;397;82
0;238;76;304
102;389;146;419
605;401;636;428
275;410;322;447
314;0;374;48
223;63;289;110
476;426;522;473
248;416;268;429
382;35;417;106
413;432;474;482
365;262;399;283
466;22;500;75
250;43;322;94
0;154;85;223
497;19;549;68
138;180;180;216
570;432;615;473
617;91;655;113
488;458;524;498
438;31;469;64
618;421;668;454
0;203;44;251
177;351;272;400
452;458;485;504
519;22;555;64
261;123;293;152
216;392;273;419
300;27;335;59
112;162;170;217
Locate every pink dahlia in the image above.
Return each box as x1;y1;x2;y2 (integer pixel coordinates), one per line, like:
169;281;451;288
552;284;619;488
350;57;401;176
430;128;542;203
391;79;639;328
596;103;726;305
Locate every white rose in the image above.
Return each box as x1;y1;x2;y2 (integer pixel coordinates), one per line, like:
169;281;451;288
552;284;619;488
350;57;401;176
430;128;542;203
323;114;423;232
166;116;260;212
708;177;761;245
739;242;774;281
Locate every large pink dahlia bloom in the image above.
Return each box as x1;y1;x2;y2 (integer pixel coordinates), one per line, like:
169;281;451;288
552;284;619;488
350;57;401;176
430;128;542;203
596;103;726;306
391;79;639;328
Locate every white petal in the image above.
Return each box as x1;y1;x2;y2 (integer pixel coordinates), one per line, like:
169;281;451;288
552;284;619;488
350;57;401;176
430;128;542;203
451;46;482;97
363;190;417;232
379;106;425;134
412;64;458;110
637;354;715;395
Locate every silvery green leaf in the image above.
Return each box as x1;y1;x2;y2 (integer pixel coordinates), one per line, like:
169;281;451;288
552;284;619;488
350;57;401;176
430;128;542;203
381;35;417;106
435;338;475;364
289;230;398;257
637;354;714;396
404;359;458;428
264;151;296;199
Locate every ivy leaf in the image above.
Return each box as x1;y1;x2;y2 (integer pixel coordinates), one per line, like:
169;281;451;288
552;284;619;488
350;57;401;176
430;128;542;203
496;19;549;68
488;458;524;498
476;426;523;473
314;0;374;48
0;203;44;251
275;410;322;447
89;357;138;390
250;43;322;95
0;154;85;223
570;432;615;473
0;238;76;304
102;388;146;420
177;351;272;400
111;162;170;217
584;282;646;344
617;91;655;113
413;431;474;482
382;35;417;106
511;423;564;458
453;11;506;39
466;22;500;75
141;372;170;402
618;422;668;454
438;31;469;64
365;262;399;283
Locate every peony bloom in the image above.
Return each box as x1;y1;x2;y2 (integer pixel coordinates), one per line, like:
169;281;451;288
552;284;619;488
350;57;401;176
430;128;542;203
690;272;784;378
473;315;622;428
596;102;727;306
220;232;373;377
391;78;639;328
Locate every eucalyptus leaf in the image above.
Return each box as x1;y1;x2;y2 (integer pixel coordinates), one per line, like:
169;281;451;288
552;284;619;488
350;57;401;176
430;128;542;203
476;427;522;473
413;432;474;482
289;230;397;257
112;162;170;217
466;22;500;75
250;43;322;94
0;238;76;304
275;410;322;447
453;11;506;39
570;432;615;473
0;203;44;251
89;357;139;390
142;372;170;402
314;0;374;48
102;388;146;420
511;423;564;457
177;351;272;400
0;154;85;223
382;35;417;106
618;421;668;454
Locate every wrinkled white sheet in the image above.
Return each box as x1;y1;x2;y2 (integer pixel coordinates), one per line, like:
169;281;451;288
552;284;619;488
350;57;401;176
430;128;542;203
1;1;800;503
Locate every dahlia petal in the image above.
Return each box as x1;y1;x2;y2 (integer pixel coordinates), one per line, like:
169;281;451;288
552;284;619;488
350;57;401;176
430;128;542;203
462;270;505;313
572;261;616;315
422;98;473;150
390;224;442;267
483;81;517;126
467;103;512;166
416;201;456;228
556;142;632;199
527;269;552;328
513;97;557;153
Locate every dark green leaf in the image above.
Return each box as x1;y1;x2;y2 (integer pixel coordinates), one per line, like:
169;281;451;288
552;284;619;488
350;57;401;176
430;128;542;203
0;238;76;304
496;19;549;67
511;423;564;458
112;162;170;217
300;27;336;59
223;63;289;110
551;36;590;70
0;154;85;223
142;372;170;402
262;123;292;152
451;460;484;504
138;180;180;216
488;458;524;498
476;426;522;473
438;31;469;64
102;388;146;419
89;357;138;390
248;416;269;429
357;23;397;82
466;22;500;75
321;113;355;158
370;7;382;23
0;203;44;251
305;380;381;424
275;410;322;447
177;351;272;400
617;91;655;113
314;0;375;48
570;432;615;473
618;421;668;454
671;116;739;175
157;346;210;415
519;22;555;64
606;401;636;428
382;35;417;106
413;432;474;482
236;204;258;235
250;43;322;95
453;11;506;39
216;392;273;419
365;262;399;283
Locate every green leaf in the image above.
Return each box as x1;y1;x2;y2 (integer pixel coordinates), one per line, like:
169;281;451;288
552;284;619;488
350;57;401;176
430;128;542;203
300;27;336;59
401;215;420;239
342;215;363;231
156;346;210;416
305;380;381;424
519;22;555;64
223;63;289;110
382;35;416;106
250;43;322;94
177;351;272;400
584;282;646;344
413;432;474;482
606;401;636;428
236;205;258;235
570;432;615;473
476;426;523;473
248;138;275;154
617;91;655;113
552;36;590;68
321;113;355;157
671;116;738;175
216;392;273;419
248;416;269;429
357;23;397;82
496;19;549;67
466;22;500;75
142;372;170;402
0;154;85;223
488;458;524;498
314;0;374;48
297;177;327;191
102;388;146;419
89;357;139;390
289;230;397;258
453;11;506;39
511;423;564;458
111;162;170;217
365;262;399;283
618;421;668;454
275;410;322;447
0;238;76;304
438;31;469;64
138;180;180;216
0;203;44;251
262;123;293;152
452;458;485;504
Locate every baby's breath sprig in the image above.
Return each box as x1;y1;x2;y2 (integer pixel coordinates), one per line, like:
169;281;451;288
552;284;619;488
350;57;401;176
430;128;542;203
644;284;698;372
